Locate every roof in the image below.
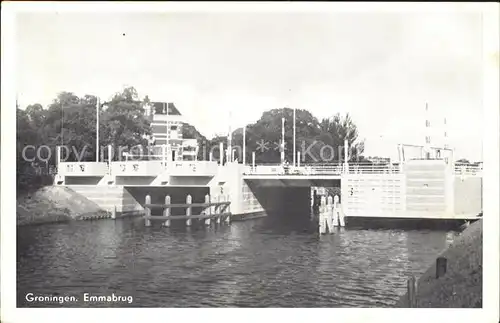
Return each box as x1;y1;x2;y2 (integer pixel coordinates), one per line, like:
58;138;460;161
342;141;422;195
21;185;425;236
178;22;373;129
151;102;181;116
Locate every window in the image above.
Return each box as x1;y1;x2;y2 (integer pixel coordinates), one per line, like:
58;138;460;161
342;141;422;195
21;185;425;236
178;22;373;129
171;126;178;131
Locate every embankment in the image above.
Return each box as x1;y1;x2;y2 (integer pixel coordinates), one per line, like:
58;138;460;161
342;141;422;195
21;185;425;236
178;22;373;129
17;186;108;226
397;219;482;307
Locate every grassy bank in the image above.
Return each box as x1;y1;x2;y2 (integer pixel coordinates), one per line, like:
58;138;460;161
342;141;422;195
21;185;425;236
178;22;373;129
397;219;482;308
17;186;108;226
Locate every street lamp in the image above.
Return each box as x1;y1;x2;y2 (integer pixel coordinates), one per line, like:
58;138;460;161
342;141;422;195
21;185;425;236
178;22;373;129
281;117;285;165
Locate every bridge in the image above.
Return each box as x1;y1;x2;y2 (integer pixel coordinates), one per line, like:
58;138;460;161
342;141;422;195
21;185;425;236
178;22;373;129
53;145;483;224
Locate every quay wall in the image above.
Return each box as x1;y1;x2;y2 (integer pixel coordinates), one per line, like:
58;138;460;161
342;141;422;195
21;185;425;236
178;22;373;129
396;219;482;307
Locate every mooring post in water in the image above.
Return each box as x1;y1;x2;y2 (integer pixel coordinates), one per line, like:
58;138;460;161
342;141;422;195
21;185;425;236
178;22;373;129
407;275;417;307
327;195;334;232
216;195;223;224
333;195;341;227
436;256;447;278
164;195;171;227
211;195;218;224
185;194;192;226
225;194;231;224
204;194;211;226
145;195;151;227
111;205;116;220
319;196;327;234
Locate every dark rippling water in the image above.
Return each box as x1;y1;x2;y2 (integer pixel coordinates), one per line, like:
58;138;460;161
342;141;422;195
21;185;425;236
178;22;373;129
17;216;459;308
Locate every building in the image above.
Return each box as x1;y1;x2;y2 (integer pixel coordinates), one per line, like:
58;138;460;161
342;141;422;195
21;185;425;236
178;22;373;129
145;102;199;161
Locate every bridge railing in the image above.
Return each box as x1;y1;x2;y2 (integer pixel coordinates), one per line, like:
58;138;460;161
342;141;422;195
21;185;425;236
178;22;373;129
347;164;402;174
167;161;219;176
454;163;482;176
110;161;165;176
244;163;402;176
57;162;109;176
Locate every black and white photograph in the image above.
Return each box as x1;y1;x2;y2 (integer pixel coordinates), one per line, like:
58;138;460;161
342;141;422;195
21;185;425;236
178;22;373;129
1;2;499;323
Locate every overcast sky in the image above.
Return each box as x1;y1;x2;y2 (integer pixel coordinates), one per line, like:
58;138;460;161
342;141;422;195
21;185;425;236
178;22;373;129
15;10;484;161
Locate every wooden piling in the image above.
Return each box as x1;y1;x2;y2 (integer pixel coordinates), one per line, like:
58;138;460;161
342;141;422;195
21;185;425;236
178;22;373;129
407;275;417;307
436;256;447;278
319;196;327;234
216;195;223;224
204;194;211;226
145;195;151;227
164;195;171;227
327;195;334;232
185;194;192;226
111;205;117;220
225;194;231;223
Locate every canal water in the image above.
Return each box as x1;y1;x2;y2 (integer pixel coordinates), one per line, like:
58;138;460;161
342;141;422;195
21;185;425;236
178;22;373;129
17;216;459;308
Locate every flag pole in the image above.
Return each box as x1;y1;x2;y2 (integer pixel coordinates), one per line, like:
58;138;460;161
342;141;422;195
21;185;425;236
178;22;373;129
243;124;246;165
293;106;296;167
96;97;100;162
228;110;232;163
281;117;285;165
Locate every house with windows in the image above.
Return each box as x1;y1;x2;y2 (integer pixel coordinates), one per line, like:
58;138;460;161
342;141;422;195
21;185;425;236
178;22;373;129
144;101;199;161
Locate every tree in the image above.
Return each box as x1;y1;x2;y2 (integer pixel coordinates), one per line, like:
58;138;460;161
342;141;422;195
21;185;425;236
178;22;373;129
318;113;365;162
99;87;151;156
230;108;365;164
182;122;208;160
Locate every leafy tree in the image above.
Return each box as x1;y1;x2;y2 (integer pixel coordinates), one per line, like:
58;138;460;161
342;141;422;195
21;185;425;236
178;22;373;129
231;108;364;164
318;113;365;162
99;87;151;159
182;122;208;160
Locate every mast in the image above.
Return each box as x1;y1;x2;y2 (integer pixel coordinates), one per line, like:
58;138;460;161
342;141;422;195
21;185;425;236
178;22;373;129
96;97;100;162
293;106;296;167
424;102;431;159
228;110;232;163
281;117;285;165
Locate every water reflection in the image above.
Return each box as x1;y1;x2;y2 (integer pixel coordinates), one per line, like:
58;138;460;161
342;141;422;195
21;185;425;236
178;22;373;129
17;216;457;308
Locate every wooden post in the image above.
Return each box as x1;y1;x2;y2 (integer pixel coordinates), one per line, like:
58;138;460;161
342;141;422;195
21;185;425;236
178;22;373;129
297;151;301;167
217;195;223;224
211;195;217;224
327;195;334;232
204;194;211;226
145;195;151;227
111;205;116;220
225;194;231;224
185;194;192;226
319;196;326;234
252;151;256;171
436;256;447;278
407;275;417;307
164;195;171;227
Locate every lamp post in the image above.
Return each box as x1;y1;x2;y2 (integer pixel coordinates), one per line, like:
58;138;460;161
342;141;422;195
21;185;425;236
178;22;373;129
281;117;285;165
96;97;100;162
293;106;296;167
243;125;246;165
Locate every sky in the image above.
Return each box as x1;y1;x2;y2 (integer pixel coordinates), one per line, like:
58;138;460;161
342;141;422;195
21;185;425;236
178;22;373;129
15;9;484;161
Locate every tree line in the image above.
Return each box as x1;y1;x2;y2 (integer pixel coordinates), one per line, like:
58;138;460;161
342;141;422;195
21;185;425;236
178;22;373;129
17;86;367;182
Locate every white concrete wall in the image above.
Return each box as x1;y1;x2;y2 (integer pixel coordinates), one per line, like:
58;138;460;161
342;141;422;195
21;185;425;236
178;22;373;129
342;174;406;217
68;185;143;213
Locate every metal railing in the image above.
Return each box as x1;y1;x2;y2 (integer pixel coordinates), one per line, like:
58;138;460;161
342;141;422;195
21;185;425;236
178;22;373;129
454;163;483;176
57;162;109;176
244;163;402;176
